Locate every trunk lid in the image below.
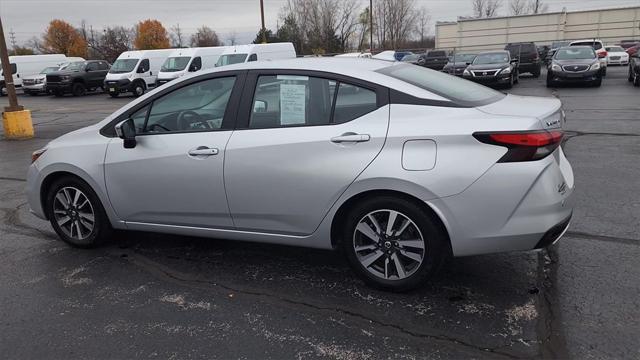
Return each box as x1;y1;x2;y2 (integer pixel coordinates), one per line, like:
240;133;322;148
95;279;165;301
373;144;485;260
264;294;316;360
477;94;563;129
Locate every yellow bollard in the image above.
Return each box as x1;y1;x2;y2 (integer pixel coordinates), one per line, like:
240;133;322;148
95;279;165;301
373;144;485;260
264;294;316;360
2;109;34;139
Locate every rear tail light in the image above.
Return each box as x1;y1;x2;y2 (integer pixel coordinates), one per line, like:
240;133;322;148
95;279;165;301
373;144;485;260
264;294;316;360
598;51;608;58
473;130;564;162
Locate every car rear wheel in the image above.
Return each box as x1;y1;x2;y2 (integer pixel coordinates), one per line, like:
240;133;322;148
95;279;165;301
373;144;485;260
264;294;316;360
53;90;65;97
634;74;640;87
628;67;634;82
45;176;112;248
72;83;86;97
133;82;145;97
592;78;602;87
341;196;448;292
533;68;541;78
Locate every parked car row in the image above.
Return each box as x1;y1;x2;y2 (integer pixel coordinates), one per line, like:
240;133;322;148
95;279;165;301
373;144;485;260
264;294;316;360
1;43;297;98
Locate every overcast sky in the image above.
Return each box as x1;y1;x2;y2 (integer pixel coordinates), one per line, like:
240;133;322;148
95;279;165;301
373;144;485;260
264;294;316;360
2;0;639;45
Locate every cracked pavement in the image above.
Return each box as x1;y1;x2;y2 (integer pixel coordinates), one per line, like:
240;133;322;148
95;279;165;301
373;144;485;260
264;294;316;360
1;67;638;359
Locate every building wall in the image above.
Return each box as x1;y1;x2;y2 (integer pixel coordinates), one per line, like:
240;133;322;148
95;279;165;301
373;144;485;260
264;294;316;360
436;6;640;51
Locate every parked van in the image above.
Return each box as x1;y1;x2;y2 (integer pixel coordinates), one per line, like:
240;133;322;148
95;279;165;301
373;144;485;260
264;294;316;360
22;57;85;96
0;54;69;95
104;49;174;97
156;47;227;86
215;43;296;67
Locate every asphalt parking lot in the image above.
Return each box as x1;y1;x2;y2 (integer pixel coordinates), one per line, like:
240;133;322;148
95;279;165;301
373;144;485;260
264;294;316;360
1;66;638;359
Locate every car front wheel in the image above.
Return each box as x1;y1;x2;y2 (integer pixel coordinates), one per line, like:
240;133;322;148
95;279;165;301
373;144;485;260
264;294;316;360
341;196;448;292
45;176;113;248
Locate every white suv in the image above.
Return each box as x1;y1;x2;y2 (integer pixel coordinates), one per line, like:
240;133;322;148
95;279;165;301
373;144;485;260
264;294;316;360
570;39;608;75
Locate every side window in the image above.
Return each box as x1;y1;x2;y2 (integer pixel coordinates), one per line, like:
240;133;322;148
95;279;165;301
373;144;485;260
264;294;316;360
10;63;17;74
138;59;150;73
248;54;258;62
142;76;236;134
86;62;98;71
333;83;378;124
189;57;202;72
249;75;335;129
98;61;109;71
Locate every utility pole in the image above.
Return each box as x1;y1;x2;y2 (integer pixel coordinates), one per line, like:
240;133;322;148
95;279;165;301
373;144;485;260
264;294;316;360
0;14;33;139
260;0;267;44
369;0;374;53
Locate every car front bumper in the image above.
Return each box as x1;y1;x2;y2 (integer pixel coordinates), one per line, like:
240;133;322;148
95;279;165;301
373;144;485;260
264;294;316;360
46;82;73;93
463;73;512;85
22;83;47;93
549;69;601;82
104;79;133;94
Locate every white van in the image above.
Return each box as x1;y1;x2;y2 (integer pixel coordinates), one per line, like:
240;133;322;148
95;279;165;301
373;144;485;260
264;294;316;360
215;43;296;67
22;57;85;96
156;47;227;86
104;49;175;97
0;54;69;95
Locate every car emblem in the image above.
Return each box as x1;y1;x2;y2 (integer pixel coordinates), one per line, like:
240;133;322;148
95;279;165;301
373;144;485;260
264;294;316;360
483;72;488;76
546;119;560;127
573;66;578;70
557;181;567;195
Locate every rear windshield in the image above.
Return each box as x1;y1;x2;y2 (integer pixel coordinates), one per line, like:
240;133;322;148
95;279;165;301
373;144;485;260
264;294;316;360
449;54;476;63
605;46;624;52
571;41;603;50
377;63;505;107
506;44;536;54
428;51;446;57
555;47;596;60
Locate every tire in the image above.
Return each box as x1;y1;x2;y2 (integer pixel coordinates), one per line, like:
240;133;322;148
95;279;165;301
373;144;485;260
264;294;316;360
72;82;86;97
109;92;119;98
45;176;113;248
533;68;541;78
54;90;65;97
592;78;602;87
601;67;607;77
505;74;514;89
341;196;448;292
0;86;6;96
629;67;634;82
546;74;555;88
634;74;640;87
514;70;519;84
132;82;145;97
28;91;39;96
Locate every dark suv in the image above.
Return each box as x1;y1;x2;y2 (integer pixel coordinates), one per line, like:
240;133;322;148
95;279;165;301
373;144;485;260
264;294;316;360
422;50;449;70
46;60;110;97
505;42;541;77
629;50;640;86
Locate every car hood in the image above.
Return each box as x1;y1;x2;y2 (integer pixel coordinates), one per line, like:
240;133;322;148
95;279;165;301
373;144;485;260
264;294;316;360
106;72;131;81
48;69;83;76
477;94;562;125
553;58;597;66
467;63;509;70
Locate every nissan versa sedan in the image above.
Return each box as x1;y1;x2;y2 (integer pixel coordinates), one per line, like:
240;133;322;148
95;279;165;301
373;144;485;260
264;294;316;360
27;59;574;291
463;51;519;88
547;46;603;87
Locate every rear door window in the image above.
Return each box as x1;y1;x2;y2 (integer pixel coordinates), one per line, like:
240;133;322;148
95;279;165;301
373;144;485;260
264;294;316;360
333;84;378;124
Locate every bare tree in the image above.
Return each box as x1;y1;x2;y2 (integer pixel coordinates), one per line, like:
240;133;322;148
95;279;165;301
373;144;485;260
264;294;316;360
472;0;502;18
528;0;548;14
170;23;185;48
509;0;528;15
415;6;431;46
355;6;370;51
190;26;221;47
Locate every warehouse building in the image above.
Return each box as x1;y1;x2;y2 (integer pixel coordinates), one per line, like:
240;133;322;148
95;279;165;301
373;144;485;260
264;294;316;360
436;6;640;51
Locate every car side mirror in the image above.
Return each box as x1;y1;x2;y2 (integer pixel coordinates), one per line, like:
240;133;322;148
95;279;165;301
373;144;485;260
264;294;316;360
253;100;267;113
510;59;519;64
115;118;137;149
466;62;471;66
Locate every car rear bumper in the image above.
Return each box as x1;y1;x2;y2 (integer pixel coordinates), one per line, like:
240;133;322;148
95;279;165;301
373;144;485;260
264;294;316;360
518;62;542;73
428;147;575;257
463;74;512;85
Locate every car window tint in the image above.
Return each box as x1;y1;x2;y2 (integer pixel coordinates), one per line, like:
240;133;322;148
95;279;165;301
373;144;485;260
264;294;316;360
86;62;98;71
138;59;150;72
143;77;236;134
98;62;109;70
249;75;335;129
429;51;446;57
333;83;378;124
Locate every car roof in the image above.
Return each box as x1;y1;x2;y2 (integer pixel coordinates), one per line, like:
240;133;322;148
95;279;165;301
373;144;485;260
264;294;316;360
477;50;509;55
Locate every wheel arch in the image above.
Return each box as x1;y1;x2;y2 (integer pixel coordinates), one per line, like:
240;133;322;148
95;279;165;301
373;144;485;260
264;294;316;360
329;189;452;255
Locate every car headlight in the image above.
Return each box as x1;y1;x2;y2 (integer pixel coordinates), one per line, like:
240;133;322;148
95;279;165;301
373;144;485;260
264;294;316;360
551;64;562;72
590;62;600;70
500;67;511;74
463;69;470;75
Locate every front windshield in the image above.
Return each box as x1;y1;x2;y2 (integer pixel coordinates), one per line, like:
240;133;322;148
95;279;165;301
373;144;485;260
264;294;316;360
450;54;476;63
555;47;596;60
572;41;603;50
40;66;59;74
216;54;248;67
377;63;505;107
109;59;139;73
64;62;85;71
473;52;509;64
606;46;624;52
161;57;191;72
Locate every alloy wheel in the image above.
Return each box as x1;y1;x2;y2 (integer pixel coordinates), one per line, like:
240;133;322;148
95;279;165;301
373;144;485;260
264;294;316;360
52;186;95;240
353;209;425;280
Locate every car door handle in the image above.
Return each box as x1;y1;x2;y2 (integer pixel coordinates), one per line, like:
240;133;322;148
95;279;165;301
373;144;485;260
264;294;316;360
188;147;219;156
331;133;371;143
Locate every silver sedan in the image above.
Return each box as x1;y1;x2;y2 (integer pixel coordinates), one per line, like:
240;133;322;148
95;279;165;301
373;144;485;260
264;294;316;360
26;58;574;291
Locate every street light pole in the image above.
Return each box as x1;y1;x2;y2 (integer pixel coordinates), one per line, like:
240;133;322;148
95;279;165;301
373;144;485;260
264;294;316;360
0;14;33;139
260;0;267;44
0;15;21;112
369;0;374;53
